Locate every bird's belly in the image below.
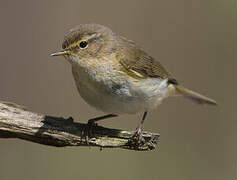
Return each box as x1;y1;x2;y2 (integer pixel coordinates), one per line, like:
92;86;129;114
72;67;170;114
76;83;142;114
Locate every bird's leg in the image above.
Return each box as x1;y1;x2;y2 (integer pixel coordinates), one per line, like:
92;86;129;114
88;114;118;125
83;114;118;144
132;111;148;144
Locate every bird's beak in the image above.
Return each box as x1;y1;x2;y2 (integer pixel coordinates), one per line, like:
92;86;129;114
50;49;70;57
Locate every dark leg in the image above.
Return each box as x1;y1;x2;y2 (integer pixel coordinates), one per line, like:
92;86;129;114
84;114;118;144
132;111;148;143
141;111;148;125
88;114;118;125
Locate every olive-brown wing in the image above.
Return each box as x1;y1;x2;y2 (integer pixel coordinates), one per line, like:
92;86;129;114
119;45;174;81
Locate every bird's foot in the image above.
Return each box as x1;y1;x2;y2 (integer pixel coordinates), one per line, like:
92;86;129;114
82;120;98;145
131;125;145;145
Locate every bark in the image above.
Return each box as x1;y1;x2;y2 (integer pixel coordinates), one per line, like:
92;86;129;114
0;102;159;151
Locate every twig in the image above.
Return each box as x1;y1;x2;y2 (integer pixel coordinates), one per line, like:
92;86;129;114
0;101;159;151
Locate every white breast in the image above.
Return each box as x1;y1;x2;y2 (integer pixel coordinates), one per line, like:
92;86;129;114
71;61;173;115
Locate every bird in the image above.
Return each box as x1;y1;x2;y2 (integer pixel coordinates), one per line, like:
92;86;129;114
51;24;217;142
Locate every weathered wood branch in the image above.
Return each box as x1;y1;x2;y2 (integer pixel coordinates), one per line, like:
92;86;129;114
0;102;159;151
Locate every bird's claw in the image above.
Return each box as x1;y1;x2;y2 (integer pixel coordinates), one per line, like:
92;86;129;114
131;125;145;145
82;120;98;145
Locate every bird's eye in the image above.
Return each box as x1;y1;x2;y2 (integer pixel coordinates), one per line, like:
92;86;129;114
79;41;88;49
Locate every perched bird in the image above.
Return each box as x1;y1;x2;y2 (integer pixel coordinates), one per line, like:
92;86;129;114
51;24;217;141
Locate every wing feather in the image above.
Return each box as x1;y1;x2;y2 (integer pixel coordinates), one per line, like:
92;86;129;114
117;38;175;81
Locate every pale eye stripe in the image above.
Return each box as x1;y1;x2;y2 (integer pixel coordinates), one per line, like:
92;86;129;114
87;33;98;40
66;33;100;49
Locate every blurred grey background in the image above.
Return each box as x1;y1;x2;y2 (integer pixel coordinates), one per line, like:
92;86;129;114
0;0;236;180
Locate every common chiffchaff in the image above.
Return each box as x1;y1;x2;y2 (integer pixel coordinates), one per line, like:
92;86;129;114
51;24;216;141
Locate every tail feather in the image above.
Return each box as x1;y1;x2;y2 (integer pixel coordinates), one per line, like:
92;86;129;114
174;85;217;106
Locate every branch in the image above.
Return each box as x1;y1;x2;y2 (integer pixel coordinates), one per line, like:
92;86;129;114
0;101;159;151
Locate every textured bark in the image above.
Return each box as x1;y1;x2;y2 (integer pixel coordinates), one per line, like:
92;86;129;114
0;102;159;151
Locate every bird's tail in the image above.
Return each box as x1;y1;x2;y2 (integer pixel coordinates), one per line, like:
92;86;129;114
173;84;217;105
